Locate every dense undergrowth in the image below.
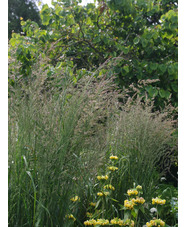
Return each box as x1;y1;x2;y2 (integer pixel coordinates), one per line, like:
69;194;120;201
8;60;177;226
8;1;178;226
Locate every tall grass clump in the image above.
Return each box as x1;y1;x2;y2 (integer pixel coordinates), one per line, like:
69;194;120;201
8;55;177;226
8;59;121;226
105;92;177;210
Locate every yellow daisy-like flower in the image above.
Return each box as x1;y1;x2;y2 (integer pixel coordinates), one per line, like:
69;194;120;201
127;189;138;196
110;155;118;160
20;17;23;20
152;197;166;205
70;195;80;202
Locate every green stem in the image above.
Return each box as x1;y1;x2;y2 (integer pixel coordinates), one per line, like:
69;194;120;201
102;197;105;218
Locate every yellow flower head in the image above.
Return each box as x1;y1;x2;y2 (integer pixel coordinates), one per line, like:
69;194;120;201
20;17;23;20
89;202;96;207
65;214;76;222
96;219;110;225
124;199;135;210
104;184;115;191
84;219;109;226
152;197;166;205
136;185;142;190
86;212;93;218
127;189;138;196
146;219;165;227
132;197;145;204
108;166;118;171
110;217;124;225
97;175;109;180
70;195;80;202
97;192;103;197
110;155;118;160
84;219;97;225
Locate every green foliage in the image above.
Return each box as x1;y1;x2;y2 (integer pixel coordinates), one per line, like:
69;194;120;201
8;0;178;109
8;0;41;38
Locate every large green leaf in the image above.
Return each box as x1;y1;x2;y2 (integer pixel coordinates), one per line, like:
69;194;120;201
159;89;171;99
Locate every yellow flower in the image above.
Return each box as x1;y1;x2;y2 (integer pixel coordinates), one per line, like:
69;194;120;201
20;17;23;20
103;191;110;196
110;155;118;160
132;197;145;204
84;219;109;226
65;214;76;222
96;219;110;225
97;192;103;197
89;202;96;207
110;217;124;225
160;220;165;226
124;200;134;209
146;219;165;227
70;195;80;202
86;212;93;218
152;197;166;205
84;219;97;225
104;184;115;191
108;166;118;171
127;189;138;196
97;175;109;180
136;185;142;190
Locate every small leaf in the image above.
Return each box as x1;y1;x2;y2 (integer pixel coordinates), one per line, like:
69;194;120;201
159;64;167;73
141;38;148;47
171;83;178;92
111;198;119;203
123;65;129;73
95;199;101;209
140;206;145;213
168;65;174;75
56;62;62;69
121;46;129;54
150;63;158;71
146;86;158;98
131;209;137;218
133;37;140;45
